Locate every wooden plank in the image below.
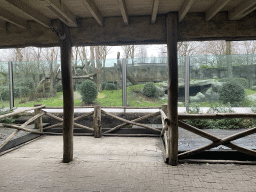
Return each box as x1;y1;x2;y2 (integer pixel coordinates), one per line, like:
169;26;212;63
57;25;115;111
43;0;77;27
179;0;195;22
81;0;103;26
166;12;179;166
225;143;256;157
179;159;256;165
0;7;27;29
117;0;129;25
59;20;74;163
4;0;51;28
205;0;231;21
74;111;94;121
151;0;159;24
229;0;256;20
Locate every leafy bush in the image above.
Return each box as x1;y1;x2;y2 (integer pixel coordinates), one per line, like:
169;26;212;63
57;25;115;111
190;92;205;103
57;83;63;92
101;81;107;90
233;78;249;88
0;108;15;124
185;105;213;129
251;86;256;91
105;83;117;90
0;86;29;100
185;103;255;129
80;80;98;104
142;82;157;98
219;82;245;105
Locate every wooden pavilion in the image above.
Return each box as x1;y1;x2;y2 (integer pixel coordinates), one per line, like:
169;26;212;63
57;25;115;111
0;0;256;166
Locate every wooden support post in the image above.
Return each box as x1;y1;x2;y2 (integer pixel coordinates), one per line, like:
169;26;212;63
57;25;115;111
93;105;102;138
166;12;179;166
56;20;74;163
34;104;43;132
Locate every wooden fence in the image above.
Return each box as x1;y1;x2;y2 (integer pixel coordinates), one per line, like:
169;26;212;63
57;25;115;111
1;104;256;164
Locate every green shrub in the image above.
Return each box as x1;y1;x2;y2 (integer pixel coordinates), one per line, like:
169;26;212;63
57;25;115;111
80;80;98;104
0;86;29;100
219;82;245;105
57;83;63;92
251;86;256;91
101;81;107;90
105;83;117;90
233;78;249;88
142;82;157;98
0;108;15;123
185;105;213;129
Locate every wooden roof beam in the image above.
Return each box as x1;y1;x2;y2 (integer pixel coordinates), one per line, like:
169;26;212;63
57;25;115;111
81;0;103;26
205;0;231;21
4;0;51;28
0;7;27;29
117;0;128;25
229;0;256;20
0;20;6;31
179;0;195;22
41;0;77;27
151;0;159;24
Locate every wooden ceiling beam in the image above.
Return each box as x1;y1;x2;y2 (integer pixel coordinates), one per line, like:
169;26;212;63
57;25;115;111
151;0;159;24
229;0;256;20
0;20;6;31
81;0;103;26
205;0;231;21
179;0;195;22
0;7;27;29
41;0;77;27
117;0;128;25
4;0;51;28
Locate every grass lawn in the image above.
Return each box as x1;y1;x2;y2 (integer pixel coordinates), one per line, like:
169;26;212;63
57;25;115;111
1;85;256;108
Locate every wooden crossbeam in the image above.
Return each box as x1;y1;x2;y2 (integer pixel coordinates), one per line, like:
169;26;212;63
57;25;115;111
179;0;195;22
42;0;77;27
2;123;44;134
103;111;160;134
205;0;231;21
74;111;94;121
0;7;27;29
0;20;6;31
117;0;129;25
81;0;103;26
229;0;256;20
151;0;159;24
0;129;20;150
102;110;161;133
178;121;256;158
45;112;93;131
4;0;51;28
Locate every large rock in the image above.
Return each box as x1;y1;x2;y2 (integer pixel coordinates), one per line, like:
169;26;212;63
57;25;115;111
205;87;219;101
190;92;205;103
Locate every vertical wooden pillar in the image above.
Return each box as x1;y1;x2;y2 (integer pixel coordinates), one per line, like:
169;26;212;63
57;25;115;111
166;12;179;166
93;105;102;138
34;104;43;132
59;21;74;163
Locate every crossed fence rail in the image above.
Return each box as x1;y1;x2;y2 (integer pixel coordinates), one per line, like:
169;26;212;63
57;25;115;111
1;104;256;163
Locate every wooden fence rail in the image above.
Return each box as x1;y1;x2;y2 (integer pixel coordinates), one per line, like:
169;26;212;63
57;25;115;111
1;104;256;164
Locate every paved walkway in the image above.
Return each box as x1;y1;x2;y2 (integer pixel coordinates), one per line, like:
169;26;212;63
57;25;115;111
1;136;256;191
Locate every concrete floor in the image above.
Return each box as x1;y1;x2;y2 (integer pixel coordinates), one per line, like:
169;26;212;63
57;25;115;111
1;136;256;191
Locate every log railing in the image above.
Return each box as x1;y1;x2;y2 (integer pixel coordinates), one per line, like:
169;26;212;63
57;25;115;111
160;108;256;163
1;104;256;163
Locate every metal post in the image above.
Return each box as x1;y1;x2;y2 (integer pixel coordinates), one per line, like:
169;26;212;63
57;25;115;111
122;59;127;112
8;62;14;109
185;56;190;113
